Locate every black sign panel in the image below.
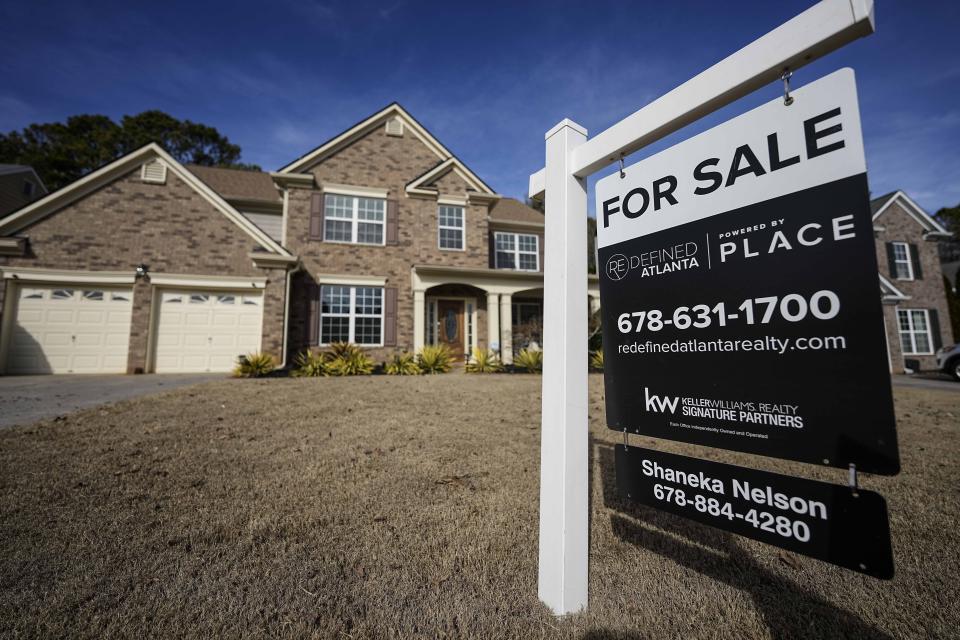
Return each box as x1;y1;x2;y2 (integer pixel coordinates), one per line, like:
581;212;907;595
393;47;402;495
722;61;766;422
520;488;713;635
595;70;898;475
616;445;894;579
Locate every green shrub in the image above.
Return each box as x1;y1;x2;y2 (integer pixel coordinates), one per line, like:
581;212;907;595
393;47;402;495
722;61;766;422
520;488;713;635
327;349;375;376
590;349;604;371
292;350;330;377
466;348;503;373
233;352;275;378
418;344;453;374
328;341;364;360
514;348;543;373
385;352;421;375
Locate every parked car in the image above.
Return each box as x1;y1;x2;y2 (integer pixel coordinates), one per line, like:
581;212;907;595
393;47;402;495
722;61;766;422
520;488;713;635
935;344;960;381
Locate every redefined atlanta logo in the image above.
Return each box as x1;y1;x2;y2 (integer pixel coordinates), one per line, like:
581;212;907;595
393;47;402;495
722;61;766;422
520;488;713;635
604;241;701;282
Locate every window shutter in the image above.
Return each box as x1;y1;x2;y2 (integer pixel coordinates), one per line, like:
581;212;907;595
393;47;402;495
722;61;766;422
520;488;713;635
909;244;923;279
309;193;324;240
384;287;398;347
307;283;320;346
386;199;399;245
930;309;942;351
885;243;897;278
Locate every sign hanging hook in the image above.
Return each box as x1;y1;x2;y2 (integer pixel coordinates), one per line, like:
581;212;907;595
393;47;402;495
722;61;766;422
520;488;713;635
781;70;795;106
848;463;859;495
619;154;626;179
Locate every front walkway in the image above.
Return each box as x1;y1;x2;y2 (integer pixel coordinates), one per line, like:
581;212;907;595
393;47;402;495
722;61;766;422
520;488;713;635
0;373;224;429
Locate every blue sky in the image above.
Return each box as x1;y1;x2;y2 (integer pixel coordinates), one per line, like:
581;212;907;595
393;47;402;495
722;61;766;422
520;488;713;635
2;1;958;213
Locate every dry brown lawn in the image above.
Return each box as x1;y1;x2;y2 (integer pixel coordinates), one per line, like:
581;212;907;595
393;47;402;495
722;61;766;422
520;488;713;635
0;373;958;639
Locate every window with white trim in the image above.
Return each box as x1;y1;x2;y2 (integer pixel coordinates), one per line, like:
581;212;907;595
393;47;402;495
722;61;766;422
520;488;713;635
495;232;539;271
892;242;913;280
320;285;383;345
438;205;465;250
324;194;385;245
898;308;932;354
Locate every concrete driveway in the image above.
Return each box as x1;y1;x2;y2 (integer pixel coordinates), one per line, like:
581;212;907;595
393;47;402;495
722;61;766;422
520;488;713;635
0;373;225;429
891;373;960;393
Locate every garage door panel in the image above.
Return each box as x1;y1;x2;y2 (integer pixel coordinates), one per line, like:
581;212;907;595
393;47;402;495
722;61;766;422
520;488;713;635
154;289;263;373
16;309;44;323
182;334;209;347
6;285;132;374
46;309;78;323
75;334;104;347
209;337;232;349
76;310;106;323
40;332;73;347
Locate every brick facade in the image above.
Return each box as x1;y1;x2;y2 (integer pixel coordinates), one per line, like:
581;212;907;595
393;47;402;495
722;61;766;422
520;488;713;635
0;165;287;372
874;199;951;371
284;123;500;362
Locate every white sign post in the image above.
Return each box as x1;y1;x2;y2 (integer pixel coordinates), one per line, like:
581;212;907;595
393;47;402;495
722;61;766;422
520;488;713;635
533;0;876;616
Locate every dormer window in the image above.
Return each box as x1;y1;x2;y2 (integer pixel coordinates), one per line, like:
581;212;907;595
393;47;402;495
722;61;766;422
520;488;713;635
140;159;167;184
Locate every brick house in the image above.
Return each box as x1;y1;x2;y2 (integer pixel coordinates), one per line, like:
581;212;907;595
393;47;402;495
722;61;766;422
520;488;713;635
873;191;953;372
0;104;600;374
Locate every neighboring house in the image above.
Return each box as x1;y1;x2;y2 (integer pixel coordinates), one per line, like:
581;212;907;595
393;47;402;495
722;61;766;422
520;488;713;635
0;165;47;217
0;103;599;374
873;191;953;372
943;260;959;293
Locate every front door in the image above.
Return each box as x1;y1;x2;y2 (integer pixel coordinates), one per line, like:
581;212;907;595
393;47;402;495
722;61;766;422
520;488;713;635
436;300;465;360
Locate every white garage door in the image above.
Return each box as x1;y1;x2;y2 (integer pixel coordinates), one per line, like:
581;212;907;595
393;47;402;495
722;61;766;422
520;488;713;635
7;285;133;374
154;290;263;373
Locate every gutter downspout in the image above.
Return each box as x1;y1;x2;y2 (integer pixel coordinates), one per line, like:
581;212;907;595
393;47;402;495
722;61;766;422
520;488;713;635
280;260;301;369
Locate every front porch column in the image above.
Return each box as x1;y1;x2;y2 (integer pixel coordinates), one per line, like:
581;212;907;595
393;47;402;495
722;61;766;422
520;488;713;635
486;292;500;354
499;293;513;364
413;289;425;352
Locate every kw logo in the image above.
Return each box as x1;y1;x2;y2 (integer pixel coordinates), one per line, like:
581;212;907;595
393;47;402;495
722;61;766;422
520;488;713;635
645;388;679;414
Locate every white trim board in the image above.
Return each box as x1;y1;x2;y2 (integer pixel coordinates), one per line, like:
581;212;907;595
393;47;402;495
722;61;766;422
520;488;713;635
406;157;495;197
314;273;387;287
149;273;267;290
322;183;390;199
879;273;909;301
1;267;136;285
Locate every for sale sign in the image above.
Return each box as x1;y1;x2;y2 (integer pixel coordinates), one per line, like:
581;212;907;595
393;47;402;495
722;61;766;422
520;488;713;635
615;445;894;578
595;69;899;475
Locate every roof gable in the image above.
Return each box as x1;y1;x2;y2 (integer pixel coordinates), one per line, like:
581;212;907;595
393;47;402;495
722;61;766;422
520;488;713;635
879;273;909;301
0;164;47;194
872;190;950;236
406;158;494;197
279;103;495;195
0;144;290;256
